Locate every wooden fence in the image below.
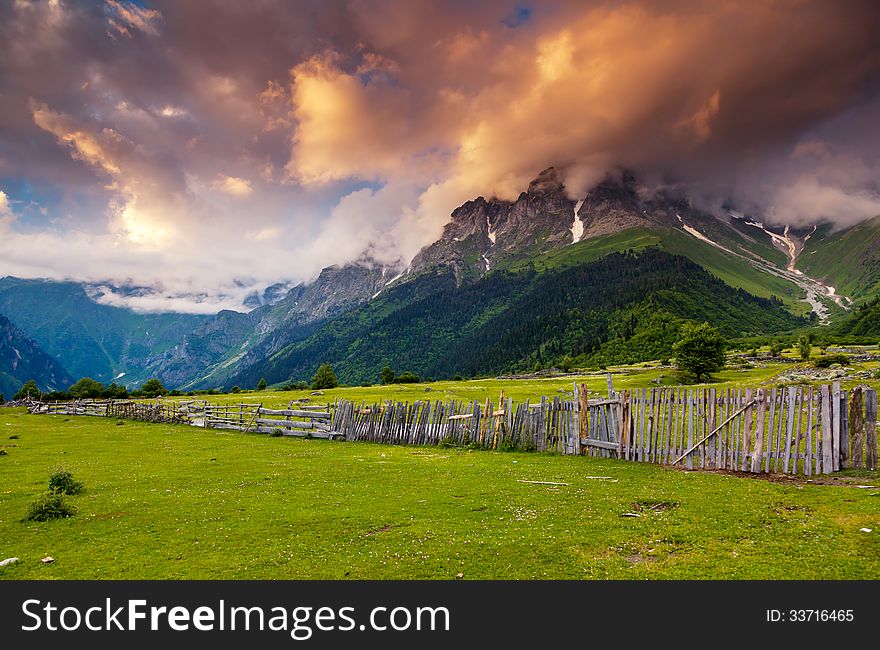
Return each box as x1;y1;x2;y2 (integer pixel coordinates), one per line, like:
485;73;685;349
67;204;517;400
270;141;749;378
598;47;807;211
26;381;879;475
332;381;878;475
29;398;340;439
617;383;877;475
34;399;190;424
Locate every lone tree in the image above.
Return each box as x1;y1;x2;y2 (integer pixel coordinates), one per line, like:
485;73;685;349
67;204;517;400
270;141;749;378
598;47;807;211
68;377;105;399
257;378;267;391
673;322;727;381
311;364;338;390
796;334;813;361
380;366;396;385
138;378;168;398
13;379;40;401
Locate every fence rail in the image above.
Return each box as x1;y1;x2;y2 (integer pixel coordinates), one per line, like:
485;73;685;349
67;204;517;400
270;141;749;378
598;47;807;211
29;398;341;439
25;381;879;475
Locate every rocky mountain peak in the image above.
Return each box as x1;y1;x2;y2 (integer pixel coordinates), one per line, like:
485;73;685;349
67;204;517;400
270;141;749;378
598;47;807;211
527;166;566;195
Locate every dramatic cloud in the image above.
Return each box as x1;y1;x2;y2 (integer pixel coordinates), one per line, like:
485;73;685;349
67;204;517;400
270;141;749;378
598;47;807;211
1;0;879;312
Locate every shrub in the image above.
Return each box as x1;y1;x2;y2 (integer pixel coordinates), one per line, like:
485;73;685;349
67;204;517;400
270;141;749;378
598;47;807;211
796;335;813;361
104;383;129;399
438;434;460;448
48;469;84;495
68;377;105;399
498;439;517;452
812;354;849;368
22;493;77;522
396;371;421;384
311;364;338;390
380;366;396;385
257;378;267;391
138;378;168;398
230;385;241;394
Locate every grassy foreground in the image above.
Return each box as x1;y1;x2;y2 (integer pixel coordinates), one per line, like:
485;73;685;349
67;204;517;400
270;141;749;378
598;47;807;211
0;409;877;580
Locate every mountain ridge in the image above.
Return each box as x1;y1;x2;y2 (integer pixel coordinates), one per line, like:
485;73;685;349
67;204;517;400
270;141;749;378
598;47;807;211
1;166;875;389
0;313;74;398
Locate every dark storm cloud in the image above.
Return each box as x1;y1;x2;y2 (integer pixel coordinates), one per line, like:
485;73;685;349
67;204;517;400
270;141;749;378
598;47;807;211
0;0;879;311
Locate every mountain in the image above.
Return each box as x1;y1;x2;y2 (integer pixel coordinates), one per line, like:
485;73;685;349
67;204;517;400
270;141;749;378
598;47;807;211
796;216;880;304
146;258;403;389
409;167;575;280
225;249;805;388
0;256;402;390
407;167;843;319
0;314;74;398
2;166;871;390
833;298;880;340
0;277;206;386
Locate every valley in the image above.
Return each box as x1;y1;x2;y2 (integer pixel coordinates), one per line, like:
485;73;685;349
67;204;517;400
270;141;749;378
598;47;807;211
0;168;877;396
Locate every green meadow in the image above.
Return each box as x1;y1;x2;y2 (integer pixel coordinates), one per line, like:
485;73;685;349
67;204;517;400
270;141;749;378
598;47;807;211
177;356;875;410
0;406;877;580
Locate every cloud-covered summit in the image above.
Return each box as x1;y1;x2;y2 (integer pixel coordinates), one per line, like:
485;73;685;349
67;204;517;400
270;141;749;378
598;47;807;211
1;0;879;312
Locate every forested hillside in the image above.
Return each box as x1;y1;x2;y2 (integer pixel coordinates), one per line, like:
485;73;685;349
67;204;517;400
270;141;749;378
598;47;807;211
834;298;880;340
226;249;805;388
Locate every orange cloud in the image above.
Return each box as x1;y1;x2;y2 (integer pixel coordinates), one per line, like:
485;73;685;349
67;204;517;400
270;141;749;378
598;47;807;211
213;174;253;197
105;0;162;38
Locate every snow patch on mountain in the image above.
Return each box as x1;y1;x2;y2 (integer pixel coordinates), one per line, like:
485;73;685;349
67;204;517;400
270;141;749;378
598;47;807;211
676;214;734;253
570;199;585;244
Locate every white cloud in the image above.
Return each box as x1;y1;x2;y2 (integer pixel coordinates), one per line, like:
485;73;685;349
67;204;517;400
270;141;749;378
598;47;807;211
0;190;15;231
769;176;880;227
213;174;253;197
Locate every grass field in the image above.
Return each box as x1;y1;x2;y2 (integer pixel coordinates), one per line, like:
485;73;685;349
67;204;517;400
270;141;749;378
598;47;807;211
1;408;877;580
178;357;878;410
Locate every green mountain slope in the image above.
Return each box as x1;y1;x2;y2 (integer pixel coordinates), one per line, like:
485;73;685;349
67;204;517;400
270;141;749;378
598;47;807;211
505;227;806;311
226;249;805;388
0;314;74;398
833;298;880;340
796;216;880;302
0;277;206;385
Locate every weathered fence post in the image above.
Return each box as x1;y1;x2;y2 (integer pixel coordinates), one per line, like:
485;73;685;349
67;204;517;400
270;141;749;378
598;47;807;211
831;381;842;472
741;389;753;472
750;388;765;473
865;387;877;471
821;384;833;474
848;387;863;469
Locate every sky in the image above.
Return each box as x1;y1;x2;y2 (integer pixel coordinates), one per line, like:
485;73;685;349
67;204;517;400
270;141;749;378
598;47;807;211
1;0;880;313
